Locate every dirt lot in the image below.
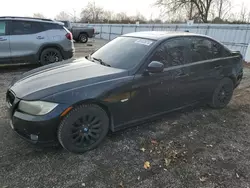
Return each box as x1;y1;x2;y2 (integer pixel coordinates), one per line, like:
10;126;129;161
1;39;250;188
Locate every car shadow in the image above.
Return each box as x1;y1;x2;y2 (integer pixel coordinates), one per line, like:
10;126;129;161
30;103;208;154
109;102;207;137
0;64;39;73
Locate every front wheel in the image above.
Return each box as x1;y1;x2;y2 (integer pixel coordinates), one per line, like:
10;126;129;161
209;78;234;109
58;104;109;153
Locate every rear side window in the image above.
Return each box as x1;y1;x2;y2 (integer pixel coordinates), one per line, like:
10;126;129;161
0;21;6;35
42;23;62;30
189;37;225;62
150;38;188;68
11;21;43;35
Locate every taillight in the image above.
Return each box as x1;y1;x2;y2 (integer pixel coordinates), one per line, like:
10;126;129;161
66;33;73;40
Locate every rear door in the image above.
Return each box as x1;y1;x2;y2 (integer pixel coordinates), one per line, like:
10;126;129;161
41;22;73;52
0;20;11;64
9;20;46;63
185;37;228;100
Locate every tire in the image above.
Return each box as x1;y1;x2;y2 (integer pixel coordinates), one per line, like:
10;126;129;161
78;33;88;43
40;48;63;66
209;78;234;109
58;104;109;153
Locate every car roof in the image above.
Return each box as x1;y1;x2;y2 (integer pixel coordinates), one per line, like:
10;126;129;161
0;16;59;24
123;31;208;41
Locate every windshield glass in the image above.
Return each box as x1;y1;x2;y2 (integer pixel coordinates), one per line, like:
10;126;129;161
91;36;155;70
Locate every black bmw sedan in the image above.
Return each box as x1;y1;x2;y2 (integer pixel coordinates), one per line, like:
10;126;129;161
6;31;243;153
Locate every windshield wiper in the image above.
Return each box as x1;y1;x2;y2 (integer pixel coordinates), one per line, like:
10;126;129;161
92;57;111;67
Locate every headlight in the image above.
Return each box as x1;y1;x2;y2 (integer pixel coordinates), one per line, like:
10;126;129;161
18;100;58;115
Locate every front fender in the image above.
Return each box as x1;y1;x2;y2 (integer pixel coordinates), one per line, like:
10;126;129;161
42;76;134;105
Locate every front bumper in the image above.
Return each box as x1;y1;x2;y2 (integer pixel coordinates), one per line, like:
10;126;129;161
6;93;70;145
11;111;61;145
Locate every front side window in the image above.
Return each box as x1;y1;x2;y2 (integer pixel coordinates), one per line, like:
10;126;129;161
0;21;6;35
11;21;43;35
150;38;187;68
91;37;155;70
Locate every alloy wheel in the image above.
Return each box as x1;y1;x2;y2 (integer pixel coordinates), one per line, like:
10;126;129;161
42;51;60;64
71;114;102;147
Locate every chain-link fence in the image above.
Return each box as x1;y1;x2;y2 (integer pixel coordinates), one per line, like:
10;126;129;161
73;23;250;57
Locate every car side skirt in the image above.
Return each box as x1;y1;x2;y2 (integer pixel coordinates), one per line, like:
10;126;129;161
112;101;200;132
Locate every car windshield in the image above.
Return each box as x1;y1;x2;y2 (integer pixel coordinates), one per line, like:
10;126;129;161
91;36;155;70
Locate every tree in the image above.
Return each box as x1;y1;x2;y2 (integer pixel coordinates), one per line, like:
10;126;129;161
133;11;147;22
114;12;129;22
148;19;163;24
55;11;72;21
248;12;250;23
155;0;214;23
33;13;46;19
100;10;114;23
239;3;247;22
213;0;231;19
80;1;104;23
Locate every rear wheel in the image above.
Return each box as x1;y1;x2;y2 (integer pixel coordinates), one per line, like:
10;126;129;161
40;48;62;66
209;78;234;109
58;104;109;153
78;33;88;43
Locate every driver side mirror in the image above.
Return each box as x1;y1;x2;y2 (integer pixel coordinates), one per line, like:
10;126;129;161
146;61;164;73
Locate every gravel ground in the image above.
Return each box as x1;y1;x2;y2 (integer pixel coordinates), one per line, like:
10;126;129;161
1;39;250;188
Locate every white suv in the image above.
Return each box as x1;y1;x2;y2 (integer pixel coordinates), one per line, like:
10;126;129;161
0;16;74;66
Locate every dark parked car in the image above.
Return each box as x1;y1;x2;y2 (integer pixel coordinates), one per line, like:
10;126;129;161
58;20;95;43
6;31;243;153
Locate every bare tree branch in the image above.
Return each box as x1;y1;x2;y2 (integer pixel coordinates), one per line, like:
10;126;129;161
212;0;231;19
155;0;215;22
33;13;46;19
80;1;104;23
55;11;73;21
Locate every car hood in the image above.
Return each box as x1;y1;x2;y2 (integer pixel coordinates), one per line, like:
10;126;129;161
9;58;127;100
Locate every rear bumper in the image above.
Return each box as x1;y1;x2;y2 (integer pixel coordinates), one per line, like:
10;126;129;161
62;49;74;60
235;69;243;88
93;32;100;37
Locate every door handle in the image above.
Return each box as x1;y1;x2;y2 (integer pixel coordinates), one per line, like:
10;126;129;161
176;73;189;78
36;36;44;39
214;65;222;69
0;38;7;41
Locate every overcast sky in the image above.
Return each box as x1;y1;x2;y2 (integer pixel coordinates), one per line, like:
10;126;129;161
1;0;250;20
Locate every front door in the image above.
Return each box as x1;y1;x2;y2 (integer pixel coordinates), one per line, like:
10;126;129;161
0;21;11;64
129;37;194;120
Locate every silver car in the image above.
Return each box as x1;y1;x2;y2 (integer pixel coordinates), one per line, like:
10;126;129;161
0;16;74;66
